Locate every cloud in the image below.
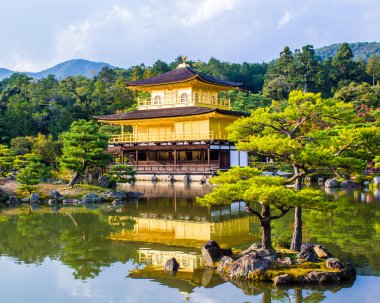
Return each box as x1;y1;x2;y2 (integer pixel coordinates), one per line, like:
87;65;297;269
176;0;239;26
54;5;134;62
277;10;292;28
1;0;380;71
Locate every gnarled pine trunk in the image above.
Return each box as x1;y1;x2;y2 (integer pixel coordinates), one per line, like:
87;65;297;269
290;170;303;251
260;204;272;250
68;172;80;187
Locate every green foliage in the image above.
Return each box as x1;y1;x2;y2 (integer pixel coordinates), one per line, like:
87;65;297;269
0;144;15;177
271;220;291;249
229;91;272;113
366;55;380;85
10;136;32;155
30;133;61;168
16;154;50;194
107;164;135;183
228;90;365;177
60;120;111;178
198;167;331;249
316;42;380;62
333;82;380;110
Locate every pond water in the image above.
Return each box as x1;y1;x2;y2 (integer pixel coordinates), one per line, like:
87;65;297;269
0;182;379;303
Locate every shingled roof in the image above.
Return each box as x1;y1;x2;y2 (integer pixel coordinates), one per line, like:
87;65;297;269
94;106;248;121
127;66;242;88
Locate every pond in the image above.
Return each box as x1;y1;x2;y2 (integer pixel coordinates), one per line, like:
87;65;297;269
0;182;379;302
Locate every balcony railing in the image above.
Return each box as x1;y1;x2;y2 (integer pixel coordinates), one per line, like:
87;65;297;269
110;131;227;143
138;95;230;109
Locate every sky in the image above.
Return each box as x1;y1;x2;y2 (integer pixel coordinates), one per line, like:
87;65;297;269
0;0;379;72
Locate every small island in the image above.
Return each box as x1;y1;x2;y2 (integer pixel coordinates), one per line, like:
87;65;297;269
200;240;356;286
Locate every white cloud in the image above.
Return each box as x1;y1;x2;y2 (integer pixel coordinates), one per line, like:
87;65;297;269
6;53;48;72
176;0;239;26
2;0;380;71
54;5;134;62
277;10;292;28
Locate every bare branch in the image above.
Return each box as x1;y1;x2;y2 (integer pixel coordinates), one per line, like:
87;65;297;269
246;205;263;220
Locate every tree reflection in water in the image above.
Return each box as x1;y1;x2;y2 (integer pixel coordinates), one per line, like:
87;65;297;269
0;185;377;301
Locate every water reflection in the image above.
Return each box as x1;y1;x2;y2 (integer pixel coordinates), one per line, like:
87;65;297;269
0;183;379;302
109;197;255;248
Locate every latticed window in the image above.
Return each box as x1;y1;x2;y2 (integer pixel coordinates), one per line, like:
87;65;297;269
181;93;188;103
154;95;161;105
211;96;216;104
194;92;199;102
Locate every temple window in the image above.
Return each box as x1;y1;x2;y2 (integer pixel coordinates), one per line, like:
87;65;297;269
154;95;161;105
181;93;188;103
211;96;216;104
194;93;199;102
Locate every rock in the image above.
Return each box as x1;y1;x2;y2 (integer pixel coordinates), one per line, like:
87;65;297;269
49;190;63;201
98;176;115;188
239;243;262;255
126;191;144;199
299;271;340;283
163;257;179;272
112;200;125;206
317;177;325;184
373;176;380;185
8;196;19;207
201;240;233;268
47;199;57;206
314;245;333;258
201;267;214;286
339;263;356;280
325;178;340;188
276;257;293;266
300;243;315;253
101;189;126;201
325;258;345;270
298;251;320;263
340;180;360;188
82;193;102;204
21;198;29;204
325;258;356;280
228;252;273;279
53;180;64;184
217;256;234;272
30;193;40;204
62;199;71;206
273;274;292;285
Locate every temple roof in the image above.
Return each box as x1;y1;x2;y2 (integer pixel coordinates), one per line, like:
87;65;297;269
94;106;248;121
127;66;242;89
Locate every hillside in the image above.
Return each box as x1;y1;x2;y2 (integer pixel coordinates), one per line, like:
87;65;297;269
0;68;14;80
316;42;380;61
0;59;113;80
28;59;113;79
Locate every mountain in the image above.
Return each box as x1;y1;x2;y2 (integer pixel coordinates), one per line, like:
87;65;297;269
0;59;114;80
28;59;113;79
315;42;380;61
0;68;14;80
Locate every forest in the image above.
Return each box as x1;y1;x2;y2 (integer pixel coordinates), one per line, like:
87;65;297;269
0;42;379;181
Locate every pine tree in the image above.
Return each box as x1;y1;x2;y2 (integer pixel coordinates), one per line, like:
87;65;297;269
60;120;111;187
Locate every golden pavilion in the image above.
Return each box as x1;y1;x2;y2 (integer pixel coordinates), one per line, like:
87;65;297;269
95;57;248;177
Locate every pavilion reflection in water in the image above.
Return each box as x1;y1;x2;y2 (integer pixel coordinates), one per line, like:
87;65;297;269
111;183;258;248
111;182;260;299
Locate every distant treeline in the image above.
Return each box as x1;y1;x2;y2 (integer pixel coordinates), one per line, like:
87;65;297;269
0;43;379;142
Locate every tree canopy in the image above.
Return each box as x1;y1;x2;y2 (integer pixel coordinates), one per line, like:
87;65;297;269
59;119;111;186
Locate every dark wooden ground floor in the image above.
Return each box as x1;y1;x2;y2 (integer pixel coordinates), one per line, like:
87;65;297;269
108;142;245;174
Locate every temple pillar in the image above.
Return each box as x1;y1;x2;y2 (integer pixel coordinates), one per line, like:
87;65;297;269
121;149;125;164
